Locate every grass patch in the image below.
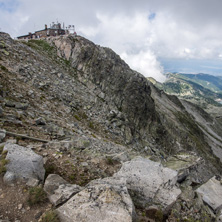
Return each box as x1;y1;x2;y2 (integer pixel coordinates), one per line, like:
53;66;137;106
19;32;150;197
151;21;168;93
88;121;95;129
42;210;60;222
25;40;54;53
45;163;57;179
28;186;47;206
74;114;81;121
0;65;8;72
0;145;4;154
0;148;8;174
74;111;88;121
106;157;115;165
22;39;72;70
69;174;75;181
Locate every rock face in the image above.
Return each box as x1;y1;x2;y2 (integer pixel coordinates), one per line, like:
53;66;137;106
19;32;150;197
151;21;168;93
114;157;181;211
196;176;222;212
44;174;82;206
57;178;136;222
3;143;45;182
48;35;159;144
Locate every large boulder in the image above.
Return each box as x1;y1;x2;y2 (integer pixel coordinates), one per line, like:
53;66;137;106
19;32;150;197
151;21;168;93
44;174;83;206
114;157;181;211
57;177;136;222
196;176;222;212
3;143;45;183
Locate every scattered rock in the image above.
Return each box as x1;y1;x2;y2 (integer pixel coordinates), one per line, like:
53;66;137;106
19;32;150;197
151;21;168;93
3;143;45;183
35;117;46;125
42;152;48;157
114;157;181;211
18;204;23;210
15;102;28;110
75;138;91;149
81;162;88;167
196;176;222;212
57;177;136;222
5;100;15;107
106;151;129;163
46;140;74;151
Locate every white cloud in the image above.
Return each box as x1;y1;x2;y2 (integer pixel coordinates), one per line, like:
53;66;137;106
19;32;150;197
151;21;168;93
121;51;165;82
79;12;166;81
1;0;222;78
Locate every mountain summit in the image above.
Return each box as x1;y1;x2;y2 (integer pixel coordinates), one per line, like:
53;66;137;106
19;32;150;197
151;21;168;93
1;32;222;221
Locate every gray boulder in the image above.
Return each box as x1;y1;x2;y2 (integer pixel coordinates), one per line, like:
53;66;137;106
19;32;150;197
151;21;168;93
0;129;6;142
46;140;74;151
44;174;82;206
57;177;136;222
35;117;46;125
196;176;222;212
44;174;69;194
114;157;181;211
3;143;45;183
15;102;28;110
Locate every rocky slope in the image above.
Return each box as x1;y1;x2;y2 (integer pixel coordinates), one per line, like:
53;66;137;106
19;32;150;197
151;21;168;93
0;32;222;221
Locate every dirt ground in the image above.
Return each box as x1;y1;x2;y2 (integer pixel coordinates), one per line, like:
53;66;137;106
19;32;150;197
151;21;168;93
0;177;52;222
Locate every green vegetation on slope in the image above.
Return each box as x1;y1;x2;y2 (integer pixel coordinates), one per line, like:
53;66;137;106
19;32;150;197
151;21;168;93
148;73;222;110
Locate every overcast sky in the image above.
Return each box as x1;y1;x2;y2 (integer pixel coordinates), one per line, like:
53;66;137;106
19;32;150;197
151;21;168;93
1;0;222;81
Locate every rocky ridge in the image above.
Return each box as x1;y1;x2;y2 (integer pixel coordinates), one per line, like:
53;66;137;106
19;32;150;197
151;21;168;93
0;32;222;221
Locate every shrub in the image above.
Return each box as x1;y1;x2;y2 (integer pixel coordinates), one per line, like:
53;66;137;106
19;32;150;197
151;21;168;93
42;210;60;222
0;149;8;174
106;157;114;165
28;187;47;206
88;121;94;129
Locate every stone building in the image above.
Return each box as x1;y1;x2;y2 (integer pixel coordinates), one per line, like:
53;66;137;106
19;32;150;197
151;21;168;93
17;22;67;40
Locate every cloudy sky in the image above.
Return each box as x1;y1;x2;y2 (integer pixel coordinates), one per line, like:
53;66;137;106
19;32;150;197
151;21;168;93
1;0;222;82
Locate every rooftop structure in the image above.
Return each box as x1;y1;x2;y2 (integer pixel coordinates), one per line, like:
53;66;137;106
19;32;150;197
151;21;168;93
17;22;76;40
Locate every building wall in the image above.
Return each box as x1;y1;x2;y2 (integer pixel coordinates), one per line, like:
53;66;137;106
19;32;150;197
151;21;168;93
35;29;65;38
18;28;66;40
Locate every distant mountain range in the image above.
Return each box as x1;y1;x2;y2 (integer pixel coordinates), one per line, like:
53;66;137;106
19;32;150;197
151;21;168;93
148;72;222;110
